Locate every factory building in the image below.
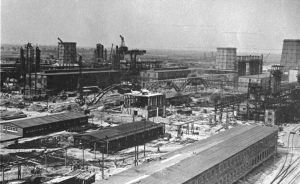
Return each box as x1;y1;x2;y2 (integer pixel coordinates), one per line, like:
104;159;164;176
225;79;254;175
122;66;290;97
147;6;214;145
123;91;166;118
216;47;237;70
265;103;297;125
73;121;165;153
280;39;300;72
238;73;270;92
215;47;263;77
140;67;192;87
58;42;77;64
95;43;104;62
25;70;121;93
140;67;191;81
99;125;278;184
0;112;88;142
237;55;263;76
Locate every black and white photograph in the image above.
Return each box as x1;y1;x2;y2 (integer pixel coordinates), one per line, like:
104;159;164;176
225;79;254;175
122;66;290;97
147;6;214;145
1;0;300;183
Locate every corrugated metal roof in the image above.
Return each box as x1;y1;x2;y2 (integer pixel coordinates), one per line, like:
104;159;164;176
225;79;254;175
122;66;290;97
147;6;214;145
75;121;163;141
100;125;278;184
2;112;87;128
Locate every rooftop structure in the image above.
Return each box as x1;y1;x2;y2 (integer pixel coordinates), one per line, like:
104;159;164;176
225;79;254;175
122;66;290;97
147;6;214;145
123;91;166;118
280;39;300;72
237;55;263;76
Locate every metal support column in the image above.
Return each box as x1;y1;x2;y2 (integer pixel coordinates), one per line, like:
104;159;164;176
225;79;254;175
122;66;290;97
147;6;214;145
17;164;21;179
65;148;68;167
94;142;97;159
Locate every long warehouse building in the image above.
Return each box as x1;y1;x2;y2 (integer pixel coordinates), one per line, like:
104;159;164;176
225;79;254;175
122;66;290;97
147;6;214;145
73;121;165;153
99;125;278;184
0;112;88;143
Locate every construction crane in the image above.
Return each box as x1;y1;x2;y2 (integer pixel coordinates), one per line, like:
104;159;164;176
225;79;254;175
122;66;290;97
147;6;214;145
120;35;125;47
57;37;64;44
119;35;128;59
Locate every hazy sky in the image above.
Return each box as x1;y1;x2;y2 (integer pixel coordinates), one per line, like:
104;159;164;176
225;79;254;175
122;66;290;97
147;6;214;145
1;0;300;53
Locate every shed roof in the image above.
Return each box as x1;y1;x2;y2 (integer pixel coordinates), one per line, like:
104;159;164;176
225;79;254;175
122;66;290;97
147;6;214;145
2;112;87;128
100;125;278;184
75;121;163;141
42;70;119;76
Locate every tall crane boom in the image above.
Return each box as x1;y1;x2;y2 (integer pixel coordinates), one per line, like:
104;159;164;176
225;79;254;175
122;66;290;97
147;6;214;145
120;35;125;47
57;37;64;43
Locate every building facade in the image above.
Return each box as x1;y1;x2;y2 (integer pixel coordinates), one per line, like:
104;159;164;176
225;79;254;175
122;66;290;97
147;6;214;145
95;43;104;62
280;39;300;72
216;48;237;70
0;112;88;138
237;55;263;76
58;42;77;64
74;121;165;153
123;91;166;118
238;73;270;92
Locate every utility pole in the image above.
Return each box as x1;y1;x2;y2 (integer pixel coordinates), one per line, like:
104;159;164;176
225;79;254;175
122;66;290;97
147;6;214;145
65;148;68;167
94;142;97;159
2;167;5;184
43;148;47;171
82;145;85;169
102;146;104;179
79;141;85;169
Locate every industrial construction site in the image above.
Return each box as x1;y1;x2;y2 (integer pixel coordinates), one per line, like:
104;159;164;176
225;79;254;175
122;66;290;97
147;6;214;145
1;0;300;184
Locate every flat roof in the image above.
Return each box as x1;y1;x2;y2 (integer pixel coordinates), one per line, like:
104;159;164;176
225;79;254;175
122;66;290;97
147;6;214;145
42;70;119;76
283;39;300;42
58;42;76;44
148;69;192;73
99;125;277;184
239;73;270;79
1;112;88;129
75;121;163;142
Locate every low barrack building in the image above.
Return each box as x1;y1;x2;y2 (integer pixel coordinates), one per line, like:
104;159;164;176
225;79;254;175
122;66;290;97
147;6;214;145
123;91;166;118
238;73;270;92
99;125;278;184
73;121;165;153
0;112;88;140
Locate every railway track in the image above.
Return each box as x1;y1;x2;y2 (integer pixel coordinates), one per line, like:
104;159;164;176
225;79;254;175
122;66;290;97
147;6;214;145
287;171;300;184
270;125;300;184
